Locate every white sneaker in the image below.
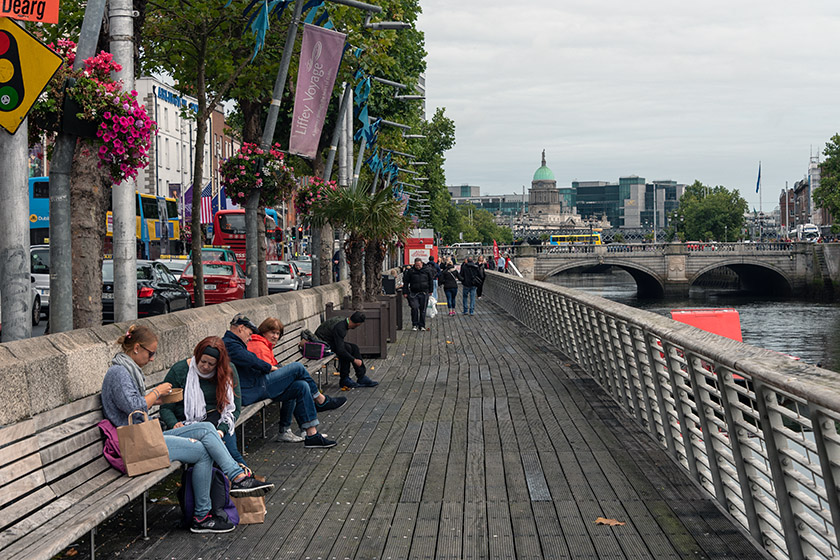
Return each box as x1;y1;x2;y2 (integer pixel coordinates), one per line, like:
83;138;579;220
277;428;304;443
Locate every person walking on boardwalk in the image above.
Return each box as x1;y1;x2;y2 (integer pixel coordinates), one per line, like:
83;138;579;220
403;257;435;331
426;255;442;302
476;255;489;299
439;257;460;316
315;311;379;389
460;256;484;315
223;313;342;449
101;325;275;534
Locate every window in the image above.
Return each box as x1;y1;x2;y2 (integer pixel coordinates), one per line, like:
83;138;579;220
218;213;247;234
31;249;49;273
33;181;49;198
140;196;160;220
165;138;170;169
166;200;178;221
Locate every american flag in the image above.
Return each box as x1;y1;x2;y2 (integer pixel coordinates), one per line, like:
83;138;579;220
200;183;213;224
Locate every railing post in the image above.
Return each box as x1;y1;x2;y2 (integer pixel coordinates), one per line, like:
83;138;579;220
715;369;764;542
660;341;701;482
641;330;679;458
753;379;805;560
809;406;840;553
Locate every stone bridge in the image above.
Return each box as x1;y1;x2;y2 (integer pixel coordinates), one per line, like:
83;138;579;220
448;242;840;298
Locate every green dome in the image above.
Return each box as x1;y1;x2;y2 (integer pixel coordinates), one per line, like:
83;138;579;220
533;165;555;182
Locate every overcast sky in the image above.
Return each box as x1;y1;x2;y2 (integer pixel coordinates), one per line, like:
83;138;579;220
416;0;840;211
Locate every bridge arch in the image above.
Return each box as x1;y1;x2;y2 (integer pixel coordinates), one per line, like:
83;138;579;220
690;260;793;296
544;259;665;298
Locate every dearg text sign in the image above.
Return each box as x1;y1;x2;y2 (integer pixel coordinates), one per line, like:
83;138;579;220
0;0;59;24
289;24;345;160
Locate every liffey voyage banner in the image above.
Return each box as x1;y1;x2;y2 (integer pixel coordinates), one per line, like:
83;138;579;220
289;24;346;160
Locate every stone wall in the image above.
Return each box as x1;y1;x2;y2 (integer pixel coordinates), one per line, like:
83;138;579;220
0;283;350;426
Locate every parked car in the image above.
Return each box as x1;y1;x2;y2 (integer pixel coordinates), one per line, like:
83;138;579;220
291;258;312;288
30;245;50;315
102;260;191;323
155;256;190;277
0;277;41;332
266;260;301;293
190;246;238;263
179;260;246;305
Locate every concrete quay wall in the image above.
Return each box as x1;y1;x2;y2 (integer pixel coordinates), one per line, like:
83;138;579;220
0;283;350;426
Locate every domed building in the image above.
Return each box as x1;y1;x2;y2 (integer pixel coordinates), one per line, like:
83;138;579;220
526;150;582;227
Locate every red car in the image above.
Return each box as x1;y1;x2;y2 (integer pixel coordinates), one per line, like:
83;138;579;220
180;260;246;305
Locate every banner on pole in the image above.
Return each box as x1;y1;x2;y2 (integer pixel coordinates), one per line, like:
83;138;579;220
289;24;346;160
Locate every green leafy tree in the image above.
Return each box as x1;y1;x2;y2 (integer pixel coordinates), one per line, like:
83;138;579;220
673;181;747;242
814;134;840;221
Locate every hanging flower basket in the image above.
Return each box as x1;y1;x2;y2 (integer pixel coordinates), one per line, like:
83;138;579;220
219;142;295;207
294;176;337;219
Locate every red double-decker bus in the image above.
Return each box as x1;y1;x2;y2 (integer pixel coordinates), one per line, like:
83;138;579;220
212;209;279;266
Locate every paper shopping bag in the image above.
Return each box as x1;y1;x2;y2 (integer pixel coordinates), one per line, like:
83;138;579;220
233;475;267;524
116;410;171;476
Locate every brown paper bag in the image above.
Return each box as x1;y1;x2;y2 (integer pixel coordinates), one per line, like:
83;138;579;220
233;475;267;524
116;410;171;476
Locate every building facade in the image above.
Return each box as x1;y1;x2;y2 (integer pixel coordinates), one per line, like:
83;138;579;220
134;77;239;207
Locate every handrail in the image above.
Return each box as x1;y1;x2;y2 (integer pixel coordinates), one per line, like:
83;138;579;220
484;271;840;560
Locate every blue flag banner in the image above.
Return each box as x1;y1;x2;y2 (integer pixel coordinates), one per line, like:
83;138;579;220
756;162;761;194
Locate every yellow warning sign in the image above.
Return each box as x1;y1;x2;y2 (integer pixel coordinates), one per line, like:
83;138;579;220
0;18;62;134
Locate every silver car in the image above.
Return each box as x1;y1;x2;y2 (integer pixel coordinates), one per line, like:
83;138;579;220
30;245;50;315
266;261;301;293
291;258;312;288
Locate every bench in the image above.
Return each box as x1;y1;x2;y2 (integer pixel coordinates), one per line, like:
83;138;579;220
234;320;336;448
0;323;334;560
0;392;182;560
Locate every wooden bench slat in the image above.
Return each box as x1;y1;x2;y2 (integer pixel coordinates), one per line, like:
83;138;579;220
39;426;101;466
0;419;35;450
0;486;56;534
0;452;42;490
0;469;46;510
49;457;112;497
42;444;102;485
32;394;101;433
37;410;103;451
0;438;38;472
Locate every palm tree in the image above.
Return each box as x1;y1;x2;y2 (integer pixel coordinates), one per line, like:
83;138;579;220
321;182;411;309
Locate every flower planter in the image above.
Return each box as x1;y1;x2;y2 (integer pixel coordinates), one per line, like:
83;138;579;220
343;295;398;342
326;301;388;358
61;87;99;139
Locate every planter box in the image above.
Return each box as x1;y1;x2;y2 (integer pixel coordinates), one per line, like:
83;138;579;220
326;301;388;358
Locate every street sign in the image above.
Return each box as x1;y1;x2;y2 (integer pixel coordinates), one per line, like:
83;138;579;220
0;18;62;134
0;0;59;24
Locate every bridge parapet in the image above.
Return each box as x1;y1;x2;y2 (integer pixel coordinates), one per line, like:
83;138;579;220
484;271;840;560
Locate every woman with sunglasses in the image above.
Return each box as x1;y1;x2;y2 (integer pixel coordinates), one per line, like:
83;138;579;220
159;336;248;467
101;325;274;534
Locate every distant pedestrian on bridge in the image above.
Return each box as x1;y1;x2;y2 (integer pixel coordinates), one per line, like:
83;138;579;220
476;255;489;298
439;258;460;316
460;256;484;315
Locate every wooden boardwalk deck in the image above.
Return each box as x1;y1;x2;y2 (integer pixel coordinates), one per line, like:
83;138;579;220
88;299;766;560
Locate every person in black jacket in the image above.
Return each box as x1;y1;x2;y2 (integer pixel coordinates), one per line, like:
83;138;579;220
222;314;341;448
460;256;484;315
403;258;435;331
439;258;460;316
315;311;379;389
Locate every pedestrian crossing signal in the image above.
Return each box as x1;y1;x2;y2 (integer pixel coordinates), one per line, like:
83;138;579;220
0;29;24;112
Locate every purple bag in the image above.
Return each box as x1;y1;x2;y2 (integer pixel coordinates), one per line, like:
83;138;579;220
178;466;240;526
301;341;327;359
97;418;127;474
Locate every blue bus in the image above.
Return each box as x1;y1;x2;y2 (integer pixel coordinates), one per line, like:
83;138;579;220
29;177;182;258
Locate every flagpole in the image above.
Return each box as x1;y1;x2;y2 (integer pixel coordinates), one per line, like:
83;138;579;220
758;161;762;241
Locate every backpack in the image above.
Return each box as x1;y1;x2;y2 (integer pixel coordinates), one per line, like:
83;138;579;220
178;466;240;527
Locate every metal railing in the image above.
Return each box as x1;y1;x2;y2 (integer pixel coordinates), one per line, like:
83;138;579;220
485;272;840;560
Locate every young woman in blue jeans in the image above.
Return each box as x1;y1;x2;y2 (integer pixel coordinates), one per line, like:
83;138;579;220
101;325;274;534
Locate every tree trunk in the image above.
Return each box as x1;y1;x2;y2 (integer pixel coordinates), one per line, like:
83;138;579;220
258;204;267;296
320;223;333;284
364;239;386;301
346;234;365;309
190;44;209;307
70;144;110;328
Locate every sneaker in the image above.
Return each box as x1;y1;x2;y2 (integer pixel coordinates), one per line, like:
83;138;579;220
191;514;235;533
316;395;347;412
230;474;274;497
340;377;359;389
304;433;337;448
412;326;418;331
356;376;379;387
301;430;329;439
276;428;304;443
469;312;475;316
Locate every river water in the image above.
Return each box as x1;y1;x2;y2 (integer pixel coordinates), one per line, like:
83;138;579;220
548;270;840;372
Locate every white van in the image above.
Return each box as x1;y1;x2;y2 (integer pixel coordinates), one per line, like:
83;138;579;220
30;245;50;315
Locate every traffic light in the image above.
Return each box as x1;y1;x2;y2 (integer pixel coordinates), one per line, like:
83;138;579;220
298;226;303;237
0;30;25;112
290;227;296;240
